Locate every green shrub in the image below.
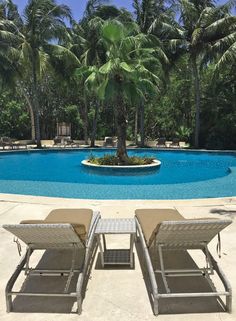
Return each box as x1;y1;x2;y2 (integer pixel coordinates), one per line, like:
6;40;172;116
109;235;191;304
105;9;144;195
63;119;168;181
88;154;155;166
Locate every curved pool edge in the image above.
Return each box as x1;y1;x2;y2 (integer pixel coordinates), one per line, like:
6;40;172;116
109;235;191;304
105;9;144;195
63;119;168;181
0;146;236;155
81;159;161;169
1;192;236;207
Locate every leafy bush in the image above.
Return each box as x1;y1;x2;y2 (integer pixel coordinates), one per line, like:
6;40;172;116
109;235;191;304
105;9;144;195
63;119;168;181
88;154;155;166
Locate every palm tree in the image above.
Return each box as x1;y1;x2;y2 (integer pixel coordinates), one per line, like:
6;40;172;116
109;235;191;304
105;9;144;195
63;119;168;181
132;0;174;146
83;0;109;19
83;20;167;163
0;0;74;147
133;0;176;33
68;17;105;145
151;0;236;147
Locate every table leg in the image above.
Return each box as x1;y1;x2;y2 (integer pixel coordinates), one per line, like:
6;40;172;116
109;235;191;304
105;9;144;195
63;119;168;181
130;233;135;268
102;234;107;251
97;235;104;267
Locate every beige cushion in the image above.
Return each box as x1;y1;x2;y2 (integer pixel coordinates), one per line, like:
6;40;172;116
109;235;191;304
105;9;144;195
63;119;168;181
21;208;93;241
20;220;46;224
135;209;185;247
45;209;93;241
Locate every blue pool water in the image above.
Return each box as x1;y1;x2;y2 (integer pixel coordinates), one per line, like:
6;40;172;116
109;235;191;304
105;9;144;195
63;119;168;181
0;149;235;199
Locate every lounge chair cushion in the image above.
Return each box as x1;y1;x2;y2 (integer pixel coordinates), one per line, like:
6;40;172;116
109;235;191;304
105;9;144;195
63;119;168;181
21;208;93;241
20;220;46;224
135;209;185;247
45;209;92;240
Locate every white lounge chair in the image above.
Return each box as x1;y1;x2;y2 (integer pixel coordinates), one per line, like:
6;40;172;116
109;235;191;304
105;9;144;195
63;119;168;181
135;209;232;315
3;208;100;314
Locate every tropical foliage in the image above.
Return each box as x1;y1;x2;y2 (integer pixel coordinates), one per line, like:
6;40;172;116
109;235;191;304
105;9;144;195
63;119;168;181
89;154;155;165
0;0;235;158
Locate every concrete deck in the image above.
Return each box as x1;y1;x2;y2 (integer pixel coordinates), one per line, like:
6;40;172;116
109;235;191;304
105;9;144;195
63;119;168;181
0;194;235;321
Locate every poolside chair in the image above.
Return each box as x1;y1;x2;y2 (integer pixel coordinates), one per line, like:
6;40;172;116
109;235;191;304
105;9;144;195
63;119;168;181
135;209;232;315
156;138;166;148
103;136;116;147
170;138;180;148
3;208;100;314
0;137;12;149
53;136;64;147
64;137;79;148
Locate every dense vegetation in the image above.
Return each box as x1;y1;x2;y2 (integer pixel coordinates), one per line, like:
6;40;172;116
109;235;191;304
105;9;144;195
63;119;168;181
89;154;155;165
0;0;236;161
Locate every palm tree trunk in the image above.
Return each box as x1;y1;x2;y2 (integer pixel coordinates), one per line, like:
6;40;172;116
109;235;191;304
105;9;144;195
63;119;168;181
140;102;145;147
17;82;36;141
83;92;89;145
90;101;99;147
115;96;128;164
134;107;138;145
32;51;41;148
191;56;201;148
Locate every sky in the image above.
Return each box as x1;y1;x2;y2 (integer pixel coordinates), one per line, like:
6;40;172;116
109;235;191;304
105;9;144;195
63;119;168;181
15;0;230;21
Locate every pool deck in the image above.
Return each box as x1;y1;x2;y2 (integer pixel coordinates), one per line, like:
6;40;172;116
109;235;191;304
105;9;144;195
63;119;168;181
0;193;236;321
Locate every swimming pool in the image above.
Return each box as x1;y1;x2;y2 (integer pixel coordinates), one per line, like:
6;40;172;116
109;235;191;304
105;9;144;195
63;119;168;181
0;149;235;199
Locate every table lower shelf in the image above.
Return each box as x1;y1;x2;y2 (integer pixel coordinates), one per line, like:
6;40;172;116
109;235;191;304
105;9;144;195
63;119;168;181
103;249;133;266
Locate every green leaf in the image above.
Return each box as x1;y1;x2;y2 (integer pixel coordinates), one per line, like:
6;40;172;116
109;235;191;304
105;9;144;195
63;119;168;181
99;60;113;74
97;77;108;100
104;79;117;100
120;62;133;72
102;21;124;43
85;72;96;84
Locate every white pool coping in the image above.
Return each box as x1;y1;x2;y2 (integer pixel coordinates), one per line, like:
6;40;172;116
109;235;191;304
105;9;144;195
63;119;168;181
81;159;161;169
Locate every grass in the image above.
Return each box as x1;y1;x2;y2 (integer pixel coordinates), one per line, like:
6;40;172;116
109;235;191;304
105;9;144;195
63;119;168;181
88;154;155;166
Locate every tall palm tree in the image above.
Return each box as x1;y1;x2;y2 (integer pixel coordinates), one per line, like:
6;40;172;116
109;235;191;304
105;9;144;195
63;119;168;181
83;0;110;19
68;17;105;145
133;0;175;33
132;1;174;146
151;0;236;147
0;0;74;147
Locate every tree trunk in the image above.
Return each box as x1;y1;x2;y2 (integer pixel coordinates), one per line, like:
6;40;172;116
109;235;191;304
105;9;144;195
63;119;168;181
191;56;201;148
32;51;41;148
90;101;99;148
18;83;36;141
134;107;138;146
140;102;145;147
115;96;128;164
83;92;89;145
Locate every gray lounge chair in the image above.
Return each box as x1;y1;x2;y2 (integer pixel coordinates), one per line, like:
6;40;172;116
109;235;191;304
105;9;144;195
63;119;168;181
3;208;100;314
103;137;116;147
170;138;180;148
53;136;78;148
156;137;166;148
135;208;232;315
0;137;23;149
53;136;64;147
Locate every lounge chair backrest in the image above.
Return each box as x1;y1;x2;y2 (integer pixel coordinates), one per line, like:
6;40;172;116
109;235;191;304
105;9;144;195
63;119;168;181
154;219;232;249
104;137;114;146
54;137;62;144
158;137;166;143
3;223;85;249
1;137;12;143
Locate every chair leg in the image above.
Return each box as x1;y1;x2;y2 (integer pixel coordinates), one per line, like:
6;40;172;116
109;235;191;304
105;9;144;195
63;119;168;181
64;245;76;293
5;248;32;312
226;292;232;313
158;245;170;293
6;292;13;313
77;295;82;315
153;297;159;315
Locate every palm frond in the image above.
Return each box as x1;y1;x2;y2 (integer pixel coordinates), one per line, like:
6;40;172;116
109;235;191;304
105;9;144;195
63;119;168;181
214;41;236;73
